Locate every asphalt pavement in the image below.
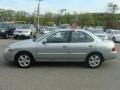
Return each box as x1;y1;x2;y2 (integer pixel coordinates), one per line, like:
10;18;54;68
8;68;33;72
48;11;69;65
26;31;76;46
0;38;120;90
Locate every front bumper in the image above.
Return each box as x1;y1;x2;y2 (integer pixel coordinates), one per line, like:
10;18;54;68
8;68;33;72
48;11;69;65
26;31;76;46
14;33;30;38
3;51;14;62
115;37;120;42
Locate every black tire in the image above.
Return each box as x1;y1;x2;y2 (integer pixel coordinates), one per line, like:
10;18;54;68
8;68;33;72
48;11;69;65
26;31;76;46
15;52;33;68
4;33;9;39
112;37;116;42
86;53;103;68
14;36;17;39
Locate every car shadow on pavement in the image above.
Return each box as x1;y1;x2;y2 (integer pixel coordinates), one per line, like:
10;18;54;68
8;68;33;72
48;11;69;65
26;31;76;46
4;60;113;69
5;61;17;68
32;62;87;68
0;36;13;39
5;61;87;69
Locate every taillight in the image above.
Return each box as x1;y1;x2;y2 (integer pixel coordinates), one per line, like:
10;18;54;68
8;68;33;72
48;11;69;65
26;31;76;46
112;47;116;52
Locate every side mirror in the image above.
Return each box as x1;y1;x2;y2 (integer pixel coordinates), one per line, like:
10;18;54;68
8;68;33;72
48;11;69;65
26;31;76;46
42;39;47;44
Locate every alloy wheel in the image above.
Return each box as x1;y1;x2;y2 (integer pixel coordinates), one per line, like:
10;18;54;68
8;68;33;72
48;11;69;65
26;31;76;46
18;55;31;68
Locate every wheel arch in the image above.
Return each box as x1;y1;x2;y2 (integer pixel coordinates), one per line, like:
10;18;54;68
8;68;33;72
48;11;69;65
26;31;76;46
14;51;35;62
86;51;104;62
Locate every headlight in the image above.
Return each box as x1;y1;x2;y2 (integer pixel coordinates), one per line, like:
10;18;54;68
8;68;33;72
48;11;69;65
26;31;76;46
5;48;12;53
1;30;6;32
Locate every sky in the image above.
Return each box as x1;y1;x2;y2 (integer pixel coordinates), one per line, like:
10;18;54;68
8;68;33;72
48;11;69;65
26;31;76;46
0;0;120;14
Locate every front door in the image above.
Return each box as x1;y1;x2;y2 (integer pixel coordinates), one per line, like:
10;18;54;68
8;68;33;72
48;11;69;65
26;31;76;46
36;31;70;61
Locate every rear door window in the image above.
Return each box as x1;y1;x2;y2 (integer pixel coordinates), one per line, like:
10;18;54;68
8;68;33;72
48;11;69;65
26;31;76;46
71;31;94;43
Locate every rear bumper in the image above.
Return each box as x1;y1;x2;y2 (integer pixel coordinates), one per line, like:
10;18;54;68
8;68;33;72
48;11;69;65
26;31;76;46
103;51;117;60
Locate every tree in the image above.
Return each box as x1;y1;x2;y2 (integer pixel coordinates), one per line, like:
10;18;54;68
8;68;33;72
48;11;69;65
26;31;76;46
105;2;119;29
78;13;94;27
108;3;119;14
42;12;54;26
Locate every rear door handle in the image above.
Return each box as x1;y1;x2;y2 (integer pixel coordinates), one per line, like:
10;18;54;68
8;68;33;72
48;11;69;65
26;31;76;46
88;45;93;47
63;45;67;48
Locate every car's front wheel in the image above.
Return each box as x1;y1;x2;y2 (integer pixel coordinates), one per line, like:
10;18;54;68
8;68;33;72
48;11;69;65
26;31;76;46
86;53;103;68
14;36;17;39
15;52;33;68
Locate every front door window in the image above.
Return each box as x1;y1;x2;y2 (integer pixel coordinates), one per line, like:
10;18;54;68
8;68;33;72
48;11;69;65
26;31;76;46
47;31;69;43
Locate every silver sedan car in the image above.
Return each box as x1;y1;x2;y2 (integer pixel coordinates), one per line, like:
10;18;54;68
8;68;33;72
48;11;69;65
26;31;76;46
3;29;117;68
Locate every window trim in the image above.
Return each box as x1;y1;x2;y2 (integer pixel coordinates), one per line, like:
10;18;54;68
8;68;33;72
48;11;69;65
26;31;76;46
46;31;71;43
70;31;94;43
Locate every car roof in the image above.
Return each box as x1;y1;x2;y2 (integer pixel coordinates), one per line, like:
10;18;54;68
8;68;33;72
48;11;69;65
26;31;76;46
36;28;102;42
54;29;86;32
53;29;99;39
54;29;94;35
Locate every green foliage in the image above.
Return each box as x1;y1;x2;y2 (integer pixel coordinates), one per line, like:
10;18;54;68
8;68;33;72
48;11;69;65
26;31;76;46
105;2;119;29
0;6;119;29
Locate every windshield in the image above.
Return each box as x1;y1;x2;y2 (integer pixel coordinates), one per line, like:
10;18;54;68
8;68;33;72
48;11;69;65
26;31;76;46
16;24;31;29
0;23;8;28
36;31;55;41
113;30;120;34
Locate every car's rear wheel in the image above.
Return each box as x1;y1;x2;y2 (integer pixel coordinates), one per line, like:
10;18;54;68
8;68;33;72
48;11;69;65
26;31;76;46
15;52;33;68
4;33;9;39
86;53;103;68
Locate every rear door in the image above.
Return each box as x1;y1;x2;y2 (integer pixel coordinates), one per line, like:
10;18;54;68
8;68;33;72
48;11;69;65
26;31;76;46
67;31;95;61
